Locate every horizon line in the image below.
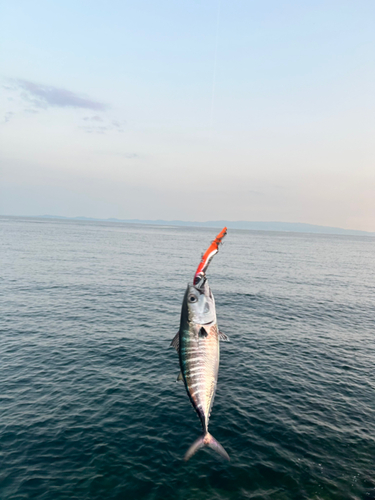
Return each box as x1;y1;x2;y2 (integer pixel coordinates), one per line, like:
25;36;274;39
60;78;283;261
2;214;374;236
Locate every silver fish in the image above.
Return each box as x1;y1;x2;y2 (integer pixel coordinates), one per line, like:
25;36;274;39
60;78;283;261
170;229;230;461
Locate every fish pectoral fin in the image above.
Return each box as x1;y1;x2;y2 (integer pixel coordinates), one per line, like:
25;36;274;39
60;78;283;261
170;331;180;351
176;371;183;382
218;330;230;341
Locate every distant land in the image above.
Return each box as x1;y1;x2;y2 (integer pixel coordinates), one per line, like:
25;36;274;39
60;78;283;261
11;215;374;236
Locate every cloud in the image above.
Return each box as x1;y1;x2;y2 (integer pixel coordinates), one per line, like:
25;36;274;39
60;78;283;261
79;125;110;134
4;112;14;123
9;79;108;111
3;78;124;133
83;115;104;122
80;116;125;134
79;123;124;134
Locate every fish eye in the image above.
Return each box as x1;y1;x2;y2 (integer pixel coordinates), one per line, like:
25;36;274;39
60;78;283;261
189;295;197;302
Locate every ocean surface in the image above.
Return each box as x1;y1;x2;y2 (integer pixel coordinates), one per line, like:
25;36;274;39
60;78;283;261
1;216;375;500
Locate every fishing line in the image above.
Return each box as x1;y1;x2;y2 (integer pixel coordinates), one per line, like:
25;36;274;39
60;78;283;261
209;0;221;135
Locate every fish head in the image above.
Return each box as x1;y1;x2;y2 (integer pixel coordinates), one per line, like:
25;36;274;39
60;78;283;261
185;281;216;325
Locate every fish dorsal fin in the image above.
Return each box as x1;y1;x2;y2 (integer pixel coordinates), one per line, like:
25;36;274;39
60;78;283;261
218;330;230;341
198;327;208;338
176;371;183;382
170;331;180;351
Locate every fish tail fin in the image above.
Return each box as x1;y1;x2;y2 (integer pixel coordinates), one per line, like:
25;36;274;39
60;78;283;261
184;432;230;461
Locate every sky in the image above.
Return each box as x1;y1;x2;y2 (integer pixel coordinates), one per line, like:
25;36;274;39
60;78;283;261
1;0;375;231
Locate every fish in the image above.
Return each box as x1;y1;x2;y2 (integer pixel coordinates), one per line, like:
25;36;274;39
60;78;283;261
170;227;230;461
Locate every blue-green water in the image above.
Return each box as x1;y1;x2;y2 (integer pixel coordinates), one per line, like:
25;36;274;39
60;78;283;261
1;216;375;500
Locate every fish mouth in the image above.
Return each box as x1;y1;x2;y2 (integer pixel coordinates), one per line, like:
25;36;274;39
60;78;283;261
192;279;207;293
193;274;206;289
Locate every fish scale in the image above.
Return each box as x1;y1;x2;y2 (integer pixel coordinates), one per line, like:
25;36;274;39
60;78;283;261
181;325;219;430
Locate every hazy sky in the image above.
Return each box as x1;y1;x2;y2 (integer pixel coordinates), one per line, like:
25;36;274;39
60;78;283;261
1;1;375;230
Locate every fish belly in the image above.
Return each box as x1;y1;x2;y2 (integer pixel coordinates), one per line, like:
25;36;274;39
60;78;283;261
180;325;219;431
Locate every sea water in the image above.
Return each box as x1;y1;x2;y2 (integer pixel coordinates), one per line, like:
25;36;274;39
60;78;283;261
1;216;375;500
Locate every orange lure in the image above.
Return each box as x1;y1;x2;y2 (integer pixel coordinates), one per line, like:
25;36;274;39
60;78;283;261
193;227;227;286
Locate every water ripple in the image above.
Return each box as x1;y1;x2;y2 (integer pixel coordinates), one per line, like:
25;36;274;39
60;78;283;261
1;217;375;499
